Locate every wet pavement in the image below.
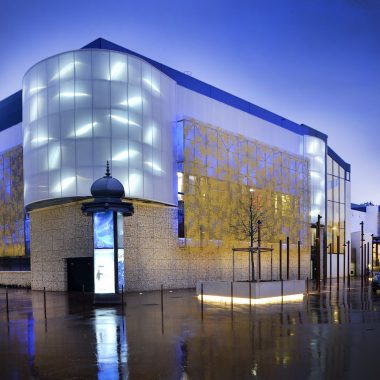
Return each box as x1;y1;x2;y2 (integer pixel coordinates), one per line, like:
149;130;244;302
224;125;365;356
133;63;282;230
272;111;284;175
0;279;380;379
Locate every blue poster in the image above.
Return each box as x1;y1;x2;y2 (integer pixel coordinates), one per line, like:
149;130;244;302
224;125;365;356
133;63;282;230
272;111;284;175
94;211;114;249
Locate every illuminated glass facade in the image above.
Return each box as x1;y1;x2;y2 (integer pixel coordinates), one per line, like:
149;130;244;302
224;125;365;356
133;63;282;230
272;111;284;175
327;154;347;253
0;145;28;257
303;136;326;223
22;49;176;207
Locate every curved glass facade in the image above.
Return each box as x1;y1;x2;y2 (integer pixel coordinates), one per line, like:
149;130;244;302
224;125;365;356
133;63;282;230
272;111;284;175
22;49;176;207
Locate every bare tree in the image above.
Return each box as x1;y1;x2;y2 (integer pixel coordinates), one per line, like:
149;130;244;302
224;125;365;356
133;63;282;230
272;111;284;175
230;188;273;281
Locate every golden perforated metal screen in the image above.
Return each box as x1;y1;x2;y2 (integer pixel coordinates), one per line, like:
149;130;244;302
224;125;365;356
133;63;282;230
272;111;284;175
182;119;311;252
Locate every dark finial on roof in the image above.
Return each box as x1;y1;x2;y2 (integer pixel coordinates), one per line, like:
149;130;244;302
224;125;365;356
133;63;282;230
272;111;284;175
105;161;111;177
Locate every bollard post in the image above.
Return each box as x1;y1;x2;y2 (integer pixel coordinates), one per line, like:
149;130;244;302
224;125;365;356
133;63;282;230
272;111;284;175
121;285;124;309
367;242;370;280
43;287;47;320
329;243;332;287
337;236;340;289
286;236;290;280
249;282;251;311
230;282;233;315
281;279;284;304
160;284;164;333
160;284;164;314
306;277;309;295
270;246;273;281
298;241;301;280
201;283;204;320
343;244;346;284
347;240;351;290
279;240;282;281
6;288;9;322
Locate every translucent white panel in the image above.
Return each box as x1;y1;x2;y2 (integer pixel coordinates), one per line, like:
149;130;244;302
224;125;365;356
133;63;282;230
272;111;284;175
111;109;128;139
111;81;127;110
128;170;142;196
150;67;161;95
93;80;110;108
76;140;93;166
37;90;47;119
60;168;76;197
75;108;94;138
128;141;142;168
93;138;111;166
128;56;141;86
48;142;61;170
27;69;39;96
58;52;75;81
60;110;75;139
61;139;76;168
35;117;49;148
76;166;93;195
29;121;39;149
48;170;61;197
93;109;111;138
75;80;92;108
110;52;128;82
29;96;38;122
47;84;59;114
92;51;110;81
143;173;154;199
111;139;129;163
59;80;75;111
23;49;176;206
48;114;60;140
74;51;92;80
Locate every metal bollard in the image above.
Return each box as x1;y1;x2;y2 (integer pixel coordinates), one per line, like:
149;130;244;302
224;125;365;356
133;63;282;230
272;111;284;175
6;288;9;322
201;283;204;320
43;287;47;320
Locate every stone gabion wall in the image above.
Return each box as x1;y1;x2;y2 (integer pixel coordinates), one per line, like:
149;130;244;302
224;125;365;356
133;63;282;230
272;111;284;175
28;200;310;292
30;202;93;291
0;271;31;287
123;203;310;292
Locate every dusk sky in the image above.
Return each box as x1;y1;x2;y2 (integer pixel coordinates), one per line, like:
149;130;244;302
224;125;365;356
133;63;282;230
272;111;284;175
1;0;379;204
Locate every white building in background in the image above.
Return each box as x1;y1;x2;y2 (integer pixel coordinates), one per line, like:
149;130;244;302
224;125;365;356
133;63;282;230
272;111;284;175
351;203;380;276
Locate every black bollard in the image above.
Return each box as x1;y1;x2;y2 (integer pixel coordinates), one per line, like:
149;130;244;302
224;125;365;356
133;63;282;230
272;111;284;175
6;288;9;322
347;240;351;289
201;283;204;320
43;287;47;320
298;241;301;280
121;285;124;310
279;240;282;281
286;236;290;280
230;282;234;315
160;284;164;334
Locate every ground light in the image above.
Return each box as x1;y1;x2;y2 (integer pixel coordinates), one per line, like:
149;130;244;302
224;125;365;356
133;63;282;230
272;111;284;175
197;293;304;305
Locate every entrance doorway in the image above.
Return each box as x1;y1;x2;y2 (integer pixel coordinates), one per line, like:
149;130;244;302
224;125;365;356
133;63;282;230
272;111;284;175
67;257;94;292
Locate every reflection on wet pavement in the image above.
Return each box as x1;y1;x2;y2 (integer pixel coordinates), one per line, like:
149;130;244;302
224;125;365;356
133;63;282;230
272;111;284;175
1;279;380;379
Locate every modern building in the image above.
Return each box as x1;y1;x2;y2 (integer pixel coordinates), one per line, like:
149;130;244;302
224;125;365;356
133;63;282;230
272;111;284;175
0;38;351;291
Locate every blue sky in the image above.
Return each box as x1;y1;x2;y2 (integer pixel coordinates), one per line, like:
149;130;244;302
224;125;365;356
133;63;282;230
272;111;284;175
1;0;379;203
